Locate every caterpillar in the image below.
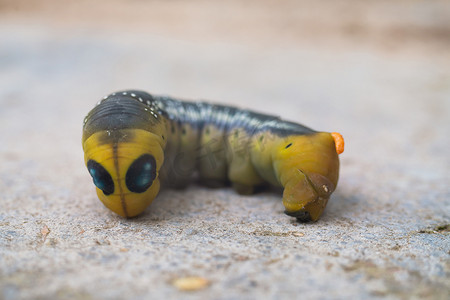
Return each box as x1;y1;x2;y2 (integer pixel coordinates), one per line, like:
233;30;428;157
82;90;344;222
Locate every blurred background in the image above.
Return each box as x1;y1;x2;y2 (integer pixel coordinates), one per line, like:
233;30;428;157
1;0;449;154
2;0;450;50
2;0;449;99
1;1;449;299
1;0;449;189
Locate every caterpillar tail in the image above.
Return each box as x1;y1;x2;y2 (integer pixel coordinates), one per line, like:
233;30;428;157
273;132;343;222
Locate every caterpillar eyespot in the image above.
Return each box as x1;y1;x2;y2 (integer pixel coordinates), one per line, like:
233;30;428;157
87;160;114;196
125;154;157;193
82;90;344;222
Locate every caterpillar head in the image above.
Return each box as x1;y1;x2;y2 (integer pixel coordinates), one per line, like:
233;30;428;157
83;129;164;217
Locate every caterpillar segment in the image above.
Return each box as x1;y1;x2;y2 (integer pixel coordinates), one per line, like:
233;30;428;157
82;90;344;221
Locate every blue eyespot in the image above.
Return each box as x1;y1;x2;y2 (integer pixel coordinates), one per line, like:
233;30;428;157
126;154;157;193
87;160;114;195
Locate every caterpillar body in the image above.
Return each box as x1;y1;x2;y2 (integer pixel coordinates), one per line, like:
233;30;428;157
82;90;344;222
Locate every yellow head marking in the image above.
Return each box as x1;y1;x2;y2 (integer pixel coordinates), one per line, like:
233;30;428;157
83;129;164;217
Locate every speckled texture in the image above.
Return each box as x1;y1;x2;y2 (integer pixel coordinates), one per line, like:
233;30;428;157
1;1;449;299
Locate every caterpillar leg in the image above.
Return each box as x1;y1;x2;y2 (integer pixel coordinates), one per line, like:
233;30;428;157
160;123;198;189
232;183;255;195
197;125;229;187
227;129;265;195
282;171;334;221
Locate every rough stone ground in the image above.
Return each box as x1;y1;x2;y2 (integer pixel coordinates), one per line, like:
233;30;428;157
0;1;449;299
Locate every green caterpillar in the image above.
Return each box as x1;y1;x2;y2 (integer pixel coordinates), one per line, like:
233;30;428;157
82;90;344;221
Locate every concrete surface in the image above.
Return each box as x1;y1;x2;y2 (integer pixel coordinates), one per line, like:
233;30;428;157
0;1;449;299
